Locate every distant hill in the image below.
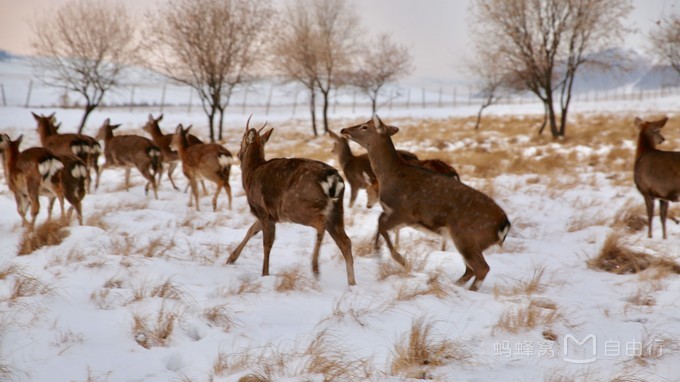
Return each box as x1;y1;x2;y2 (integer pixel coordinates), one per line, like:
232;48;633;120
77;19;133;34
0;50;15;61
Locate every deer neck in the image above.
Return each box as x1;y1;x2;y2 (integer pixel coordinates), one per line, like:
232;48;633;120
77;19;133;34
37;123;52;143
240;145;267;190
365;135;403;180
636;131;657;162
336;139;355;167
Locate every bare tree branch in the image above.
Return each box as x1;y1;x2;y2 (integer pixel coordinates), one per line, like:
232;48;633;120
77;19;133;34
30;0;138;133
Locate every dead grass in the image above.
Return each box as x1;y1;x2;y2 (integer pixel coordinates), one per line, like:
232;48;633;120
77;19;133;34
494;265;549;297
632;330;679;366
203;304;236;331
3;273;55;302
588;234;680;275
274;268;317;293
132;302;180;349
395;273;451;301
18;220;70;255
303;330;375;381
613;204;647;233
493;300;562;334
390;317;470;378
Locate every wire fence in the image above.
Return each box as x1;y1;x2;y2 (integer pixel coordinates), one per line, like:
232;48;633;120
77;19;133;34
2;80;680;116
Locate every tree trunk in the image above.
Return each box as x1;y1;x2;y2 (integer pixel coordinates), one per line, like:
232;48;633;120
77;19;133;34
371;97;377;115
217;106;225;141
321;90;330;134
538;102;548;135
546;95;560;138
77;104;97;134
207;110;216;143
474;104;488;130
309;89;318;137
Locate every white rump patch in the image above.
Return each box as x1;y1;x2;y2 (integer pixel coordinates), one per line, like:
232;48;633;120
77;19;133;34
320;174;344;199
362;171;372;185
39;158;64;178
218;154;234;167
498;223;510;245
71;164;87;179
71;145;83;155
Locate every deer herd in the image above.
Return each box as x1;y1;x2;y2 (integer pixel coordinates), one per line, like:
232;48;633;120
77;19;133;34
0;112;677;290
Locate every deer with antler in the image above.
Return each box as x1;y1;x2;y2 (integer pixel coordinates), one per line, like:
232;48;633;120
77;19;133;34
95;118;162;199
634;116;680;239
143;114;205;192
227;117;356;286
341;115;509;291
170;124;233;211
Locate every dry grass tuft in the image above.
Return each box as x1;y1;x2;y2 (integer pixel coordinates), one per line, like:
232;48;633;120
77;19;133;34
0;264;21;280
494;265;549;297
613;204;647;233
632;331;679;366
274;268;317;293
390;317;470;378
4;273;55;302
132;302;179;349
493;301;562;334
203;304;236;330
395;273;451;301
18;220;69;255
303;330;375;381
588;234;680;275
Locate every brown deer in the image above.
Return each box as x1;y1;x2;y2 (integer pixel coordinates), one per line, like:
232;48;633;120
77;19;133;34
341;115;509;291
226;118;356;286
633;116;680;239
51;154;88;225
170;124;232;211
95;118;162;199
142;114;204;191
33;112;101;192
0;134;64;227
327;130;433;208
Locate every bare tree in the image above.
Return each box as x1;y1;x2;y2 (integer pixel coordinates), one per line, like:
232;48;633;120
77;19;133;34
272;1;322;136
470;0;631;138
144;0;274;142
313;0;362;135
30;0;137;133
273;0;361;136
347;34;413;114
651;13;680;75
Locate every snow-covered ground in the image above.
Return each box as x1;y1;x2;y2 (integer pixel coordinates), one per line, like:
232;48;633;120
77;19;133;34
1;87;680;382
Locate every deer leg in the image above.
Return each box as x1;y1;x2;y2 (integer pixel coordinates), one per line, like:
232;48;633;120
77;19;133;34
366;183;379;209
227;221;262;264
212;183;222;212
167;161;179;191
139;165;158;200
47;196;56;222
660;200;669;240
325;208;356;286
644;195;655;238
123;167;131;191
311;227;325;279
201;180;208;196
188;178;199;210
452;234;490;291
377;212;406;267
28;186;40;228
349;186;358;208
223;179;232;210
261;221;276;277
14;192;29;227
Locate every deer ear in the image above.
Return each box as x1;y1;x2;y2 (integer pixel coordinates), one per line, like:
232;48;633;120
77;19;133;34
31;112;40;121
185;125;193;134
386;125;399;136
157;114;163;122
328;130;339;139
658;116;669;128
111;124;121;130
634;117;643;130
16;134;23;144
103;118;111;126
262;128;274;143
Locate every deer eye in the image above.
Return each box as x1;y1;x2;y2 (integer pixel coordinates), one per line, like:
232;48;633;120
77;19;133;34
360;125;368;131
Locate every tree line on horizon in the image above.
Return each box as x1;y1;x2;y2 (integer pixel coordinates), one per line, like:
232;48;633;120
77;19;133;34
28;0;680;140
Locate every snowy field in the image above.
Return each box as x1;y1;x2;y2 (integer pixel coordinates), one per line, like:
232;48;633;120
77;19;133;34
1;90;680;382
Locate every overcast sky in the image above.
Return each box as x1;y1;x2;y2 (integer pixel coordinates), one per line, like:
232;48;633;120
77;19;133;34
0;0;676;82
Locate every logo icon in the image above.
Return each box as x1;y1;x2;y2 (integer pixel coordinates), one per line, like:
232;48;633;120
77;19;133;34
563;334;597;364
